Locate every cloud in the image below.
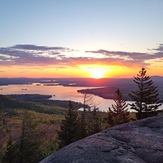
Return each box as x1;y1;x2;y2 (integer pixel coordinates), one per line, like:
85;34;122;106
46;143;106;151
153;44;163;52
12;44;68;51
0;44;163;68
85;49;163;61
0;45;70;66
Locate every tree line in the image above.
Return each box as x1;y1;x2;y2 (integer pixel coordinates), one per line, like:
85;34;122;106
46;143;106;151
58;68;162;148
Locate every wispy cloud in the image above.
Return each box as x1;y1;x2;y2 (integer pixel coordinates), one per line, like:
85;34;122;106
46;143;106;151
12;44;68;51
0;44;163;68
86;45;163;61
153;44;163;52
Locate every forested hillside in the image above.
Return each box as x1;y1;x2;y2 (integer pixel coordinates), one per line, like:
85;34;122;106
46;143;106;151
0;95;68;162
0;94;109;162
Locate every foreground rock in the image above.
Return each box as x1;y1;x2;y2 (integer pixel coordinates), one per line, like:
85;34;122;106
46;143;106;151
40;116;163;163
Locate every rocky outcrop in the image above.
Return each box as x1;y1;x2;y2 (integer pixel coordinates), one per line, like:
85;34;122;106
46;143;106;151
40;116;163;163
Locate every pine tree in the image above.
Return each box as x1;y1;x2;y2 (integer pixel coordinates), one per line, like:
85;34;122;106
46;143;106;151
80;91;99;138
88;107;101;135
108;89;130;126
129;68;162;119
0;111;8;161
58;101;80;149
17;110;43;163
2;135;15;163
80;111;88;138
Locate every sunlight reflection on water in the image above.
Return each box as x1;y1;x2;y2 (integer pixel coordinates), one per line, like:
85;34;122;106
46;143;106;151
0;83;162;112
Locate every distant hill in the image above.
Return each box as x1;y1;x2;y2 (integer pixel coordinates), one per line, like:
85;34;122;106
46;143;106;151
0;94;67;115
0;77;162;101
8;94;86;110
0;76;162;87
77;76;163;100
0;94;67;162
151;76;163;81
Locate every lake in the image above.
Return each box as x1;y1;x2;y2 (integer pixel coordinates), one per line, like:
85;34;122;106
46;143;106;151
0;83;162;112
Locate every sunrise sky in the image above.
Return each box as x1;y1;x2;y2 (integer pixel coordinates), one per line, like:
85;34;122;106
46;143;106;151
0;0;163;78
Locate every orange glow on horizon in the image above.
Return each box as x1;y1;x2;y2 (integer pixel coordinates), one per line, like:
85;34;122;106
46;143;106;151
0;65;137;78
0;63;162;78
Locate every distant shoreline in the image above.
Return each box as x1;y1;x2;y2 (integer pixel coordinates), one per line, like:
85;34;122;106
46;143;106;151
0;77;163;101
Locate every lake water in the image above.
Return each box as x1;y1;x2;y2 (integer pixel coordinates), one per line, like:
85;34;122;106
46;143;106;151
0;83;162;112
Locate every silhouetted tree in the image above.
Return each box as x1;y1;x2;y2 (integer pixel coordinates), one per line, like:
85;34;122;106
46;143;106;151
87;107;101;135
129;68;162;119
108;89;130;126
58;101;80;149
79;90;101;138
80;92;96;138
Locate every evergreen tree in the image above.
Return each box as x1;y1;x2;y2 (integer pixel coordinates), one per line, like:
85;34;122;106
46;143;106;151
17;110;43;163
58;101;80;149
80;92;99;138
2;135;15;163
108;89;130;126
87;107;101;135
0;111;8;161
80;111;88;138
129;68;162;119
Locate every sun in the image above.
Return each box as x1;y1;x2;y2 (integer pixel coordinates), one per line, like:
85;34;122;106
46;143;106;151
91;68;105;79
80;65;110;79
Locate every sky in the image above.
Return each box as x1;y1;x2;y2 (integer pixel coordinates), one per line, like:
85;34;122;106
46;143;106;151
0;0;163;78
